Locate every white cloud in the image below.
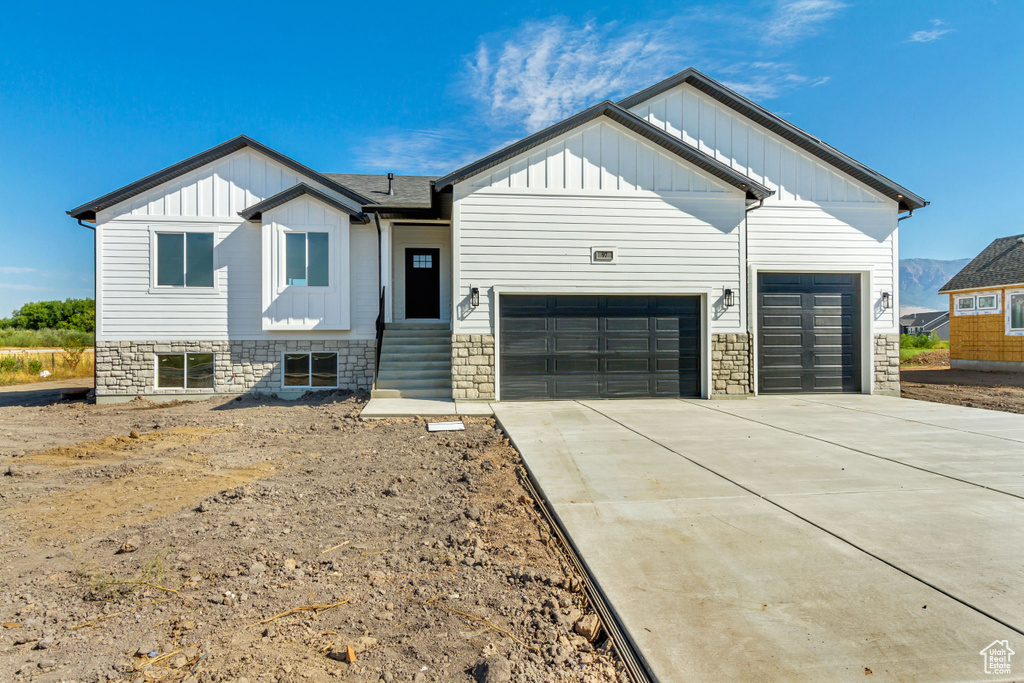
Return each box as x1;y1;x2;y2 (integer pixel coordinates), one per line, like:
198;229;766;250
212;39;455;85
354;129;484;176
362;11;845;174
907;19;952;43
763;0;847;45
717;62;830;100
0;267;38;274
469;18;688;132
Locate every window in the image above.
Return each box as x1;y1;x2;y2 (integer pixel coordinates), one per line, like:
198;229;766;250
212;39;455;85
977;295;998;310
286;232;329;286
156;353;214;389
1010;292;1024;333
412;253;432;268
156;232;214;287
955;292;1001;316
283;352;337;388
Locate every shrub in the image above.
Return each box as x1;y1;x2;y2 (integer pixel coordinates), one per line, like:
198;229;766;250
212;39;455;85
900;333;941;349
28;359;42;374
62;344;87;371
0;356;16;372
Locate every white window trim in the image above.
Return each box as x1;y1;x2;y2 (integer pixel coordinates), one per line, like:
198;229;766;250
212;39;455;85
148;225;220;295
280;351;339;389
277;227;336;295
1006;289;1024;336
153;352;216;391
954;291;1002;316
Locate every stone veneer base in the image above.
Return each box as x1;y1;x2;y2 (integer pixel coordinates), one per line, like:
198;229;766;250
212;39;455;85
873;333;900;394
95;339;375;398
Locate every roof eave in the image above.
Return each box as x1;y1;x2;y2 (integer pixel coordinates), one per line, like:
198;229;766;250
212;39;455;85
433;100;772;200
67;135;374;220
237;183;370;224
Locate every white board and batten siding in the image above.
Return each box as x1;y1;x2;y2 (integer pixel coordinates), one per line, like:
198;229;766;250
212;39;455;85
96;147;377;341
629;82;900;332
455;118;747;335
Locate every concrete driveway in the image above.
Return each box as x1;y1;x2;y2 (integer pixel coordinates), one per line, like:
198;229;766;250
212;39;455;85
492;395;1024;682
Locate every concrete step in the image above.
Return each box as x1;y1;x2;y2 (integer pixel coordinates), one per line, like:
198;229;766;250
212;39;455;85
377;359;451;371
376;377;451;390
387;322;450;331
379;344;451;356
376;370;452;382
370;387;452;399
379;353;451;365
384;329;452;339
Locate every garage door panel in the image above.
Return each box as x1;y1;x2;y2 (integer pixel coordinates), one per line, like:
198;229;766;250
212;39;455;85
606;317;650;331
606;338;651;352
607;358;651;372
759;273;860;394
554;358;600;373
553;336;600;353
500;294;701;400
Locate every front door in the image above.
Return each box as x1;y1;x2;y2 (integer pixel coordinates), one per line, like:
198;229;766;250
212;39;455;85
404;248;441;319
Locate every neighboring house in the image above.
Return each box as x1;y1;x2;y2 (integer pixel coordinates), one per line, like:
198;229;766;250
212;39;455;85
68;68;927;404
899;310;949;340
939;234;1024;371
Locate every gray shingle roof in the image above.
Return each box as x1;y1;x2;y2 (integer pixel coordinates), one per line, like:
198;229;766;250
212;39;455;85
324;174;435;209
899;310;949;330
939;234;1024;292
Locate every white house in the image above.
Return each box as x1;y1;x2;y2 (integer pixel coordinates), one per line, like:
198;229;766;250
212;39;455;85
68;68;926;403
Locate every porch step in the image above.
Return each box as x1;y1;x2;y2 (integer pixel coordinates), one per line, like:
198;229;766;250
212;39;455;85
386;322;450;331
374;323;452;399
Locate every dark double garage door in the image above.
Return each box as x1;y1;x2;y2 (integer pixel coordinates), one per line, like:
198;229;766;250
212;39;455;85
499;295;701;400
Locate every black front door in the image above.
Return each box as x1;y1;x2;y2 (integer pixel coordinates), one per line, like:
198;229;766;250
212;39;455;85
405;248;441;319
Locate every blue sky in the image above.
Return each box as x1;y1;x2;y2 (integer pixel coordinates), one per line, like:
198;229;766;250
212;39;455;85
1;0;1021;316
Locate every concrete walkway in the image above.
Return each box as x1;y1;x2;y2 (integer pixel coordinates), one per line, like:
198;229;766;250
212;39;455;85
493;397;1024;682
360;397;493;419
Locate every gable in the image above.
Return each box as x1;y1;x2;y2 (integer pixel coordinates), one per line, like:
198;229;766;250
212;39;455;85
462;118;739;197
629;83;890;206
99;148;362;222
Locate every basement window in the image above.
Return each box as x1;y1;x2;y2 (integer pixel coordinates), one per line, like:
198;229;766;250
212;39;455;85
283;352;337;388
286;232;329;286
156;353;214;389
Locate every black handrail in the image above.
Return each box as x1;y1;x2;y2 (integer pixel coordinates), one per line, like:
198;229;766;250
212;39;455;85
374;286;385;380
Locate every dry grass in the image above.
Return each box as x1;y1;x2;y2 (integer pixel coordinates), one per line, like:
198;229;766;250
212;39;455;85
0;350;94;386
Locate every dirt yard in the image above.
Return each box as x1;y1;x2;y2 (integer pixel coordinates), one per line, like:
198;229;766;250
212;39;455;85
901;349;1024;414
0;391;625;683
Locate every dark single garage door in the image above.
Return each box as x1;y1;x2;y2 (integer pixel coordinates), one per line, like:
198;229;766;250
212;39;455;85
758;273;861;393
499;295;700;400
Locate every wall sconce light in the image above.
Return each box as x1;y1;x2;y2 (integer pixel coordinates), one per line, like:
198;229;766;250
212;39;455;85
470;287;480;307
881;291;891;310
723;288;736;308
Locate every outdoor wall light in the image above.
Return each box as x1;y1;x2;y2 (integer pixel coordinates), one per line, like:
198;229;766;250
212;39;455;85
470;287;480;307
723;288;736;308
881;291;892;310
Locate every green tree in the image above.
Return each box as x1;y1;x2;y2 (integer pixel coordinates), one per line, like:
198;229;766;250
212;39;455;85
4;298;95;333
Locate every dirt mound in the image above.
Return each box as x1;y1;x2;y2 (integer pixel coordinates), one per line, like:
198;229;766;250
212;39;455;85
901;349;950;367
0;394;624;682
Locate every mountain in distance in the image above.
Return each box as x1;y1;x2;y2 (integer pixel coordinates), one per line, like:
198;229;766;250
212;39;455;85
899;257;971;313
